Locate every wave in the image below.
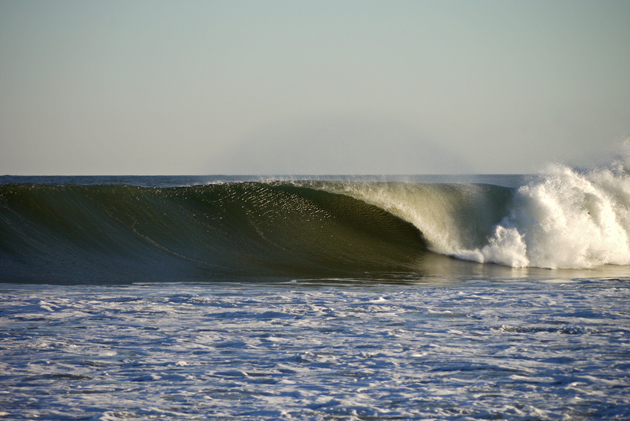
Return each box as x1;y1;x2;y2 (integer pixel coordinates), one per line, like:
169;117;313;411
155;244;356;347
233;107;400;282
1;164;628;283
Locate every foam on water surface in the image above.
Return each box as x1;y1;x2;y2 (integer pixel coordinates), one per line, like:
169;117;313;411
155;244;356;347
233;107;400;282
1;279;629;420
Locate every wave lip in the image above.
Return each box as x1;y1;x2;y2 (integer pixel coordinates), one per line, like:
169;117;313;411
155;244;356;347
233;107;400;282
312;181;513;256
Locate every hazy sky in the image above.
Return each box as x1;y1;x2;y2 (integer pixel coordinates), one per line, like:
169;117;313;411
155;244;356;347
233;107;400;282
1;0;629;175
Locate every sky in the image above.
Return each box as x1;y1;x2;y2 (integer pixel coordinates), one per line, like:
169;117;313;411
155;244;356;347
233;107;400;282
1;0;629;175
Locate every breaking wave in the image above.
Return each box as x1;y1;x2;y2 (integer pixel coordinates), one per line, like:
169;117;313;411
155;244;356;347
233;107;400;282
1;163;628;283
456;164;630;268
323;163;630;269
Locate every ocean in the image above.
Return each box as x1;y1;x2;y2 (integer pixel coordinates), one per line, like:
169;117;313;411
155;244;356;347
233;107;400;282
1;166;629;420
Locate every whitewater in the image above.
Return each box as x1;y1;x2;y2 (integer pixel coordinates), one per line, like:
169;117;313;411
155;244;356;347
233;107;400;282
318;164;630;270
1;163;629;419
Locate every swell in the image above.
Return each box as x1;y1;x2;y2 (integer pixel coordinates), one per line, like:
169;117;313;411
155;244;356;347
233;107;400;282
0;183;428;283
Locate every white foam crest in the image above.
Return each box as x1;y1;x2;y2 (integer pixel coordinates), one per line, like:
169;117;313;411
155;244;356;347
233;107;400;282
459;164;630;268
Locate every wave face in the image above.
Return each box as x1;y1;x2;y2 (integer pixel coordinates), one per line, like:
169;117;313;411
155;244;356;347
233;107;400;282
0;183;428;283
1;166;629;284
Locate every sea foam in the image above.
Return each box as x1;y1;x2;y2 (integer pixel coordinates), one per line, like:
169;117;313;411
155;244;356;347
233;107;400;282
458;163;630;268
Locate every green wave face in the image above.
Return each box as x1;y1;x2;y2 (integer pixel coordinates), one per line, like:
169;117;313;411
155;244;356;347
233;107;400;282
0;182;431;283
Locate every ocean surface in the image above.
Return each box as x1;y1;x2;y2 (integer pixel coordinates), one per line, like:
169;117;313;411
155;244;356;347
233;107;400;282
1;166;630;419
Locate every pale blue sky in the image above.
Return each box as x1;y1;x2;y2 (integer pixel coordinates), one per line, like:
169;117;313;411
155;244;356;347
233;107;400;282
1;0;629;175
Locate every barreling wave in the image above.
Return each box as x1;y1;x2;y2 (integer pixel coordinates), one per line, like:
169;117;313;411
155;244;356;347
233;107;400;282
1;163;629;284
312;162;630;270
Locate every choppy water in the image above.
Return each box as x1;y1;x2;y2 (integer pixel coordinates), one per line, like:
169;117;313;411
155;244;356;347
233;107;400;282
2;279;630;420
